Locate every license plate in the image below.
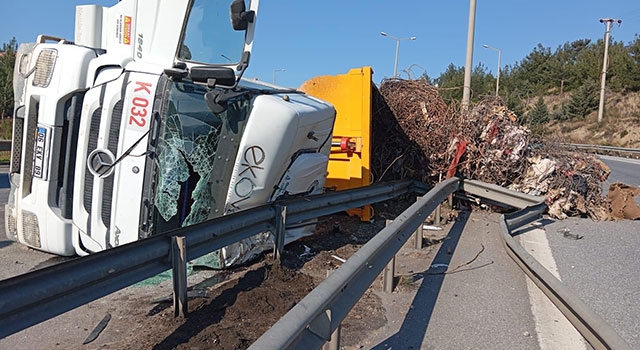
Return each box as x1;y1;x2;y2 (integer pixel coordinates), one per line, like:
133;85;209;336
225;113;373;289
33;127;47;178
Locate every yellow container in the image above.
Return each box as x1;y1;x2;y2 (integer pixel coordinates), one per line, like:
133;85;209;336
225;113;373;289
299;67;374;221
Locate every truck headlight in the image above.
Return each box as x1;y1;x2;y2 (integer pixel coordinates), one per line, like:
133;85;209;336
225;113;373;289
21;210;42;248
19;52;32;75
5;211;18;241
32;49;57;88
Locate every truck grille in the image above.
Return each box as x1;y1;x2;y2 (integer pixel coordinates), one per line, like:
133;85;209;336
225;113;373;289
101;100;123;229
83;108;101;215
81;96;123;239
11;117;23;173
21;100;38;197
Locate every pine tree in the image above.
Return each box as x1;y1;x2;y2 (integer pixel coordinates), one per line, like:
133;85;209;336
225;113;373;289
0;37;18;119
528;97;549;125
559;80;599;120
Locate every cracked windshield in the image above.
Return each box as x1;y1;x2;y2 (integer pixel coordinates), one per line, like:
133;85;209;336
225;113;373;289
153;81;248;232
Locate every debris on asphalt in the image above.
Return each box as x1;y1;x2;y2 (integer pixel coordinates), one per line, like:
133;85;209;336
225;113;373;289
558;228;584;240
82;313;111;345
607;182;640;220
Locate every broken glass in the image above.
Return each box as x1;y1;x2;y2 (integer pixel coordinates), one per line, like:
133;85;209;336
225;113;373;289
153;81;222;226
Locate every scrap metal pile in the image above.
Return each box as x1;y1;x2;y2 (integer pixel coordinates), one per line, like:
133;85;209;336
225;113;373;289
372;78;637;221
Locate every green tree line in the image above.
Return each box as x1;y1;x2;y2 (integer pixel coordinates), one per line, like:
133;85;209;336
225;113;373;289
429;35;640;124
0;37;18;119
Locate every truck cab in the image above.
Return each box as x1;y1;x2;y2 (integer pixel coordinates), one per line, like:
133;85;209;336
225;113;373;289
6;0;335;268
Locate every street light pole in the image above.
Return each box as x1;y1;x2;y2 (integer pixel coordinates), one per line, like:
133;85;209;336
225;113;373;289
461;0;477;112
273;68;285;85
483;44;502;96
381;32;416;78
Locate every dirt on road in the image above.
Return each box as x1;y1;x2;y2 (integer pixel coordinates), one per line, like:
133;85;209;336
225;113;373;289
2;197;449;350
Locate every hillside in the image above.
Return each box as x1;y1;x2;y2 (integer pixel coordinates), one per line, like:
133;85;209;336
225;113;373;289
533;91;640;149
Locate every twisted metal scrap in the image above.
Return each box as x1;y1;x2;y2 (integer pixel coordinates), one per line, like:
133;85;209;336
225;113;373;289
373;80;612;220
372;79;451;182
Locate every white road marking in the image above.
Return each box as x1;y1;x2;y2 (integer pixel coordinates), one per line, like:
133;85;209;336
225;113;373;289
521;228;587;350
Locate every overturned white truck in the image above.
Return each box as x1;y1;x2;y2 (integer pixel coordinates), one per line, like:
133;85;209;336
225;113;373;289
6;0;335;267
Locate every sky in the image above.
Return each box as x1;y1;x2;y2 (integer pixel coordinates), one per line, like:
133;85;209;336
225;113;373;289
1;0;639;89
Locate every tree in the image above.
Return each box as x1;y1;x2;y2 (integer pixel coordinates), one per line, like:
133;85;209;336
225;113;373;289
573;40;602;87
549;39;591;94
0;37;18;119
627;35;640;92
606;40;635;92
527;96;549;125
470;62;495;98
553;80;599;120
434;63;495;105
434;63;464;103
516;43;554;94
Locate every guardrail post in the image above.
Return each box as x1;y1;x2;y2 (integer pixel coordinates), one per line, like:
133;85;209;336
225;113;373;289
273;205;287;262
383;220;396;293
323;270;340;350
414;197;423;250
325;323;340;350
171;236;188;318
309;308;334;347
435;174;442;226
414;223;423;250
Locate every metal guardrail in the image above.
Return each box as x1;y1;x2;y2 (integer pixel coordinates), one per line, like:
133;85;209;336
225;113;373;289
253;179;631;350
565;143;640;156
249;178;460;349
0;180;418;338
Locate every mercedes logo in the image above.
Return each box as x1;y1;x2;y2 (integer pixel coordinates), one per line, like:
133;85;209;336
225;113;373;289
87;149;116;178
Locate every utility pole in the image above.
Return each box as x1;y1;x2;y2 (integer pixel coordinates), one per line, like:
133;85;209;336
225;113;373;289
461;0;477;112
597;18;622;125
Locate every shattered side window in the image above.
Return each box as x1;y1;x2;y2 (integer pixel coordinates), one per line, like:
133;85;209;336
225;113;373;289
178;0;246;64
153;81;225;231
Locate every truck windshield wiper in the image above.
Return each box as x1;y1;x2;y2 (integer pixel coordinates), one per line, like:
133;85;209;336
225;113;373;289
106;129;151;172
204;87;303;114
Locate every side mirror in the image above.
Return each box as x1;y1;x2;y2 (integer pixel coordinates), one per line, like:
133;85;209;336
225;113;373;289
230;0;255;31
190;66;236;87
